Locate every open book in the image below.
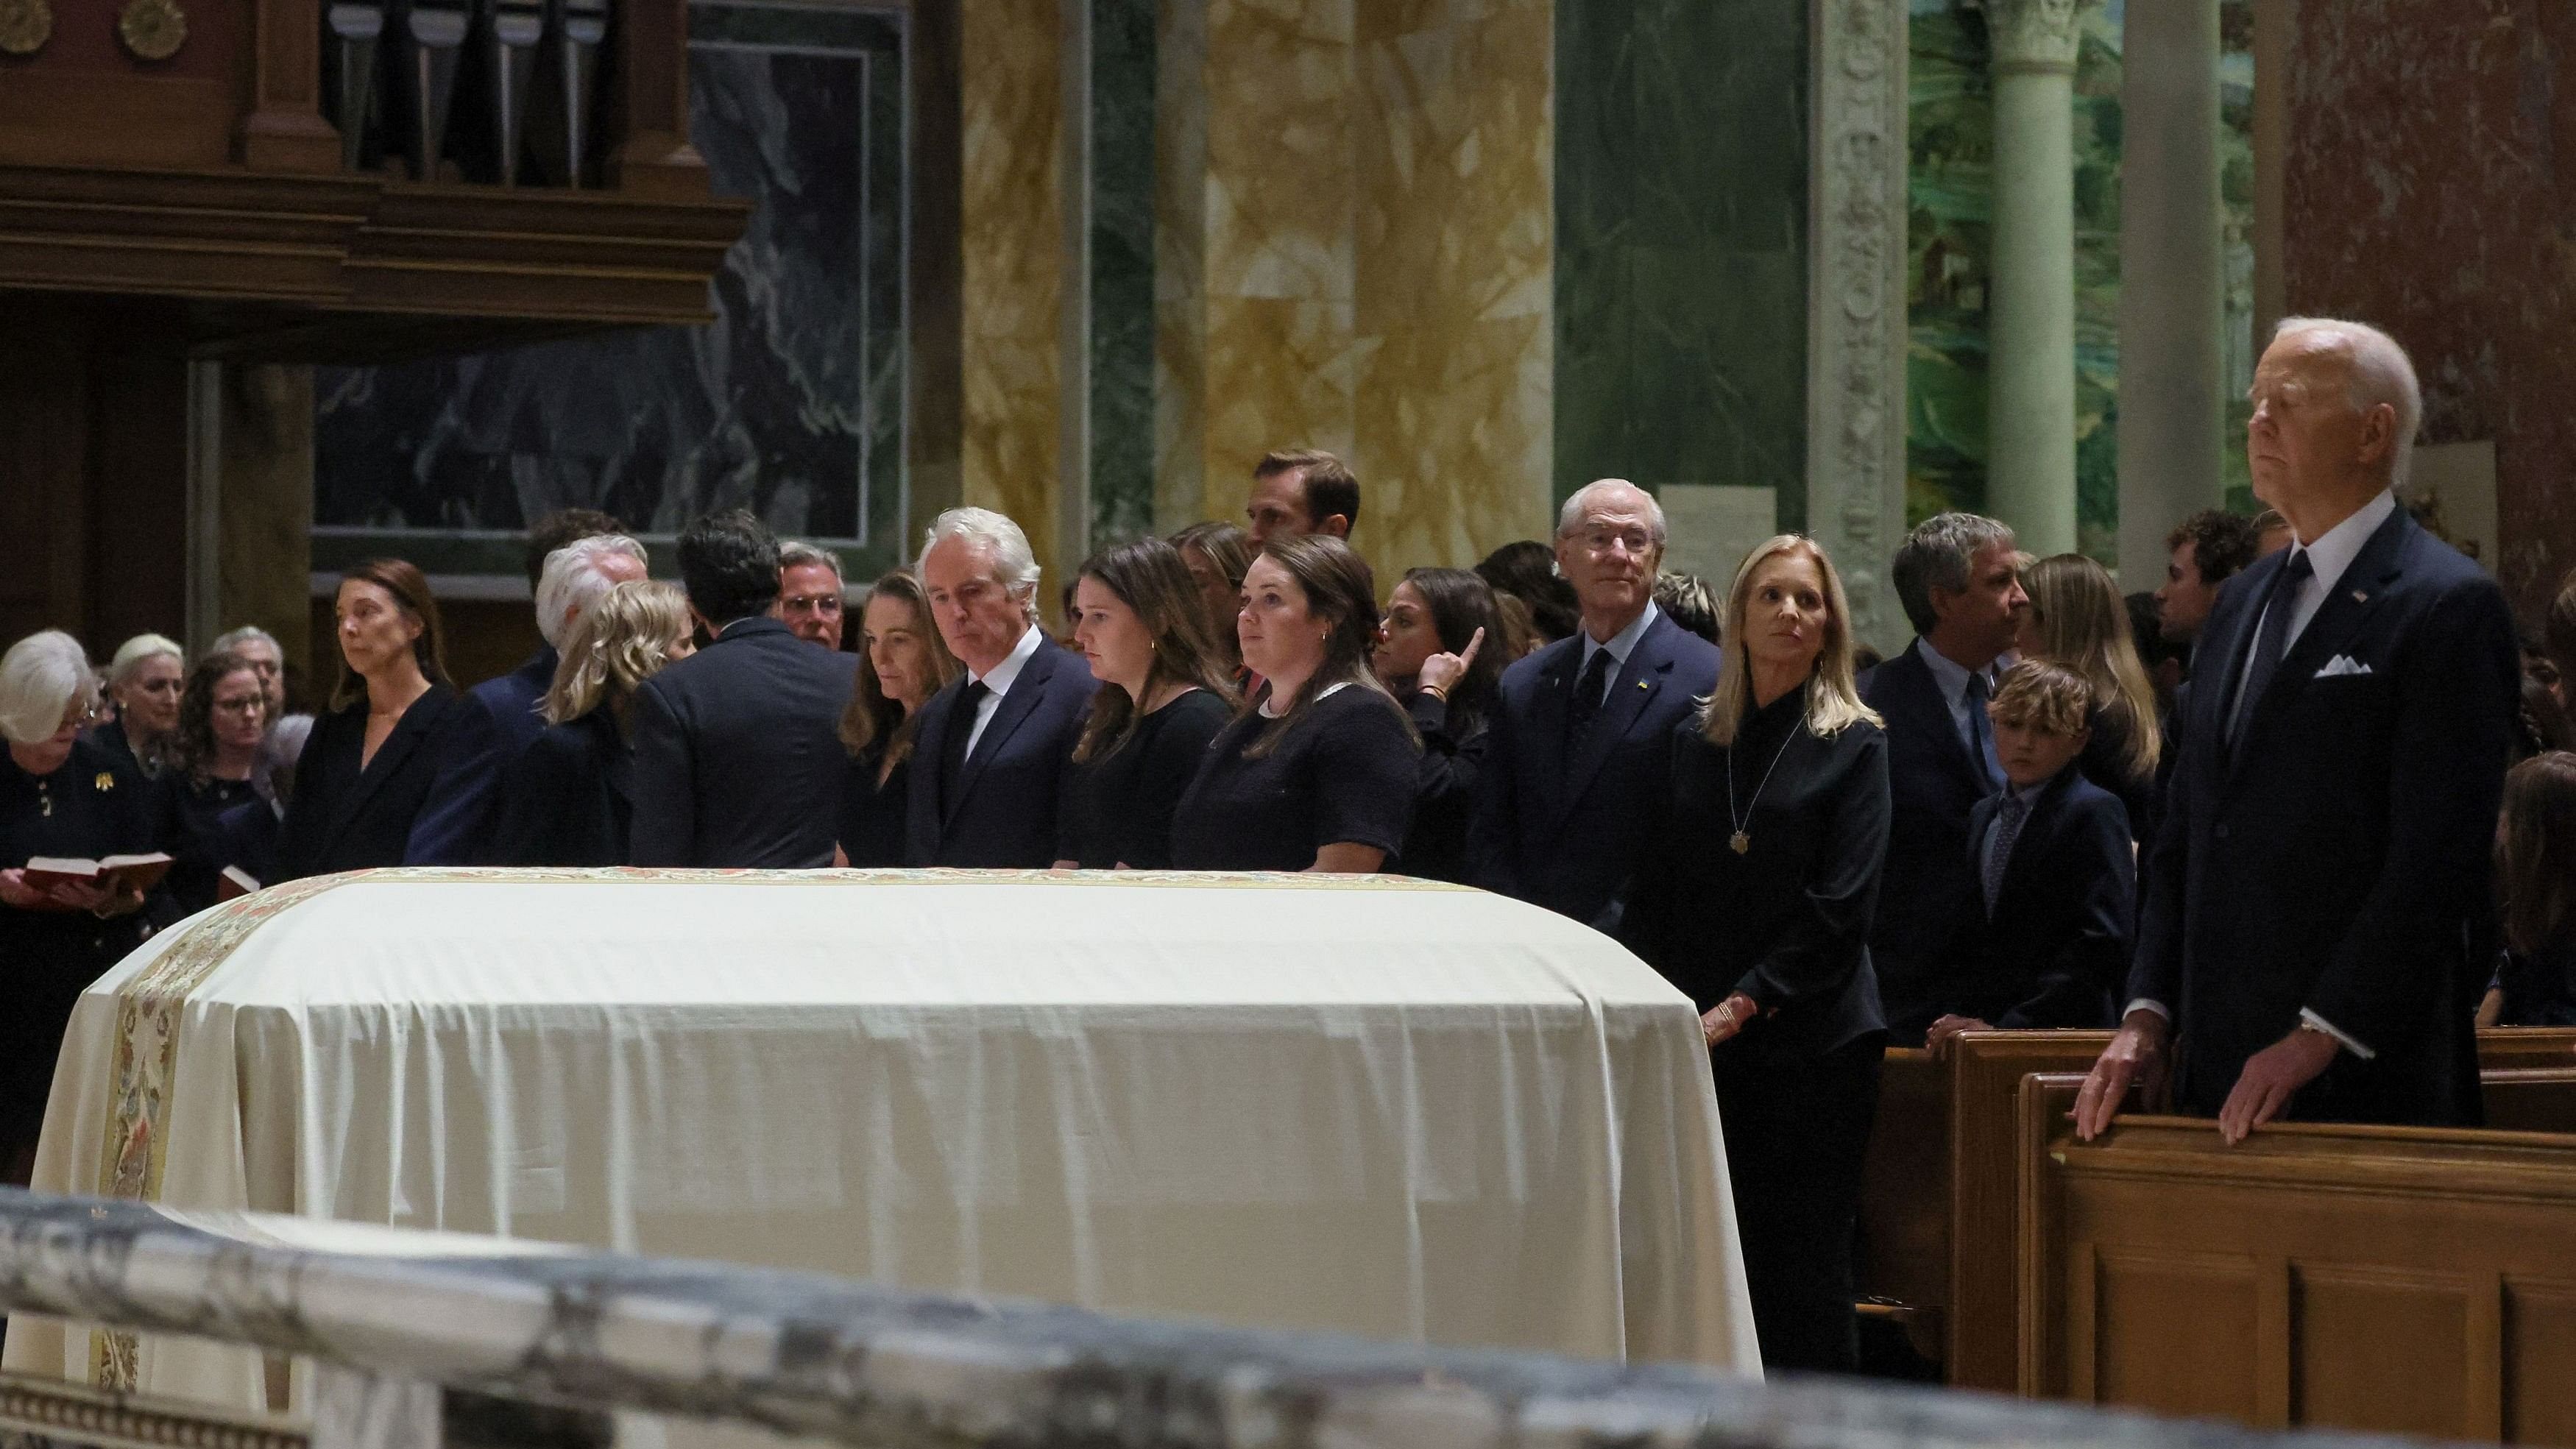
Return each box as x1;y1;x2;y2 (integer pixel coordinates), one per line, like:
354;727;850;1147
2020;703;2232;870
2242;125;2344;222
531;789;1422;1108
23;852;173;901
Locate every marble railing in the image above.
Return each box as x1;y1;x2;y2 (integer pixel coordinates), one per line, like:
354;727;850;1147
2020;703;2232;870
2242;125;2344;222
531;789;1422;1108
0;1188;2421;1449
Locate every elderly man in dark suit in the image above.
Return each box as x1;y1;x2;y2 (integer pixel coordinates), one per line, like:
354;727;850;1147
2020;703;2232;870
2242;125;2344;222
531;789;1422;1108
905;507;1099;868
1858;511;2028;1043
628;509;854;868
2078;318;2519;1143
1468;478;1720;928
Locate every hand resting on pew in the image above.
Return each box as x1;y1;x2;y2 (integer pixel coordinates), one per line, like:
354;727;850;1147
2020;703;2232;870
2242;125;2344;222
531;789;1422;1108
2073;1007;2172;1140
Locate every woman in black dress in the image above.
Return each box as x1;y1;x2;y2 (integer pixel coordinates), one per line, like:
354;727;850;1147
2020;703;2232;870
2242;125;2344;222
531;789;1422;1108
2019;553;2160;842
1171;535;1418;874
2491;751;2576;1025
157;651;271;912
83;634;185;782
0;631;160;1184
492;580;695;866
1619;534;1890;1375
837;570;960;867
1372;567;1501;882
1055;539;1236;870
277;559;499;879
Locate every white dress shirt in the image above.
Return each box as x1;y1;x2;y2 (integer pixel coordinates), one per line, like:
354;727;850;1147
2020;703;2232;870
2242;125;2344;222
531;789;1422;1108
1914;637;2006;759
2129;489;2399;1059
963;623;1045;759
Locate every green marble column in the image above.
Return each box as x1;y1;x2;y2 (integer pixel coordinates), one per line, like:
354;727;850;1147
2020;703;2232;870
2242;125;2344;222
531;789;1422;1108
1984;0;2084;556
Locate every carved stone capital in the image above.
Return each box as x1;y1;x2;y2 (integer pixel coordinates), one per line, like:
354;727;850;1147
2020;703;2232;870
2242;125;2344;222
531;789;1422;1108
1986;0;2084;74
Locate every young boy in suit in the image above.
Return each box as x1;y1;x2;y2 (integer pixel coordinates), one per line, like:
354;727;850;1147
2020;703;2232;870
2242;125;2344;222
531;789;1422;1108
1925;660;2136;1045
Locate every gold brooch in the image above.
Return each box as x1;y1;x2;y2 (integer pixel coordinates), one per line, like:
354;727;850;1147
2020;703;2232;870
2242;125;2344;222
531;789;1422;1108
0;0;52;55
95;772;115;791
116;0;184;60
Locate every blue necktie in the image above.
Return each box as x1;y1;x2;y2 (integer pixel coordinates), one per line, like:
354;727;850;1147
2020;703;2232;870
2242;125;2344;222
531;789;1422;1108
1964;669;2003;792
1984;790;2031;913
2229;549;2315;746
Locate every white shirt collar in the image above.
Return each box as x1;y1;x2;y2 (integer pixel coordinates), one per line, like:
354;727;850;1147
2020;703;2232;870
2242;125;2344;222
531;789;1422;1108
1580;600;1660;670
972;623;1045;696
2287;488;2397;598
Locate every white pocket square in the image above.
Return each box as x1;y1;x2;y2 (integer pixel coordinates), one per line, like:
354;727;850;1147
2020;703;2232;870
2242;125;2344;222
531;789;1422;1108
2314;655;2373;679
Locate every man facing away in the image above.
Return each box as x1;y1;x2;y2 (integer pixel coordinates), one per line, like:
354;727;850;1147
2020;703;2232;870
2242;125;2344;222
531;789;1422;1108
1468;478;1720;929
628;509;854;868
2078;317;2519;1142
1858;512;2028;1044
904;507;1099;868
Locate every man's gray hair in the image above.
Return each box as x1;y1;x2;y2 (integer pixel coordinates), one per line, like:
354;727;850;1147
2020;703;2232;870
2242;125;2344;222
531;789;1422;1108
255;712;316;805
534;534;648;651
1556;478;1668;543
0;630;98;746
919;507;1042;620
2272;316;2424;486
1892;512;2017;636
778;539;845;582
211;625;280;658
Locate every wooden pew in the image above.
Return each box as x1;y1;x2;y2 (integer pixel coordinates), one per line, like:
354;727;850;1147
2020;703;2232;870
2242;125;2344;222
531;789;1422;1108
2016;1076;2576;1442
1863;1027;2576;1392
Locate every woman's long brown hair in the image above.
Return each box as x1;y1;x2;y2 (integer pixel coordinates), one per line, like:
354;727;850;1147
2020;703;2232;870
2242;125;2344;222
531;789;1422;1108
329;558;450;711
1070;538;1239;764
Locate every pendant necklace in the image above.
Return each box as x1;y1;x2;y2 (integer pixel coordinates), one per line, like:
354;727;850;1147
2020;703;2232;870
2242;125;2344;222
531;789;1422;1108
1725;715;1800;854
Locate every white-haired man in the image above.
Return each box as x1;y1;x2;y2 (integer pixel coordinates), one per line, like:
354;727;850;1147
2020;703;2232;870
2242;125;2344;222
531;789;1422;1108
2078;318;2518;1142
904;507;1099;867
1468;479;1721;927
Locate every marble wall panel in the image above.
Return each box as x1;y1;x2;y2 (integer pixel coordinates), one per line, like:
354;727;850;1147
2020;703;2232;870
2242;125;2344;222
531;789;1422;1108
1555;0;1803;543
1091;0;1161;545
2282;0;2576;622
1354;0;1555;570
960;0;1069;578
1153;0;1213;528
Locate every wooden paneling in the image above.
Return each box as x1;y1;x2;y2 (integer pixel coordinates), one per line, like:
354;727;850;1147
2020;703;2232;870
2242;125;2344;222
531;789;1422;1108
1858;1047;1948;1352
1945;1032;2113;1389
2020;1093;2576;1444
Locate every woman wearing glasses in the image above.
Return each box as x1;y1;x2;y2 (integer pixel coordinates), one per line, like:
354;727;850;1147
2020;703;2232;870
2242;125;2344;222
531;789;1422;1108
0;630;162;1186
157;650;272;913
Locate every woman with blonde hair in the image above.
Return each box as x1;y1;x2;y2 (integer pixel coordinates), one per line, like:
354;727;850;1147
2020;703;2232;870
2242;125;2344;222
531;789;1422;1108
837;570;960;866
84;633;185;779
2017;553;2162;839
490;579;695;866
1618;534;1890;1375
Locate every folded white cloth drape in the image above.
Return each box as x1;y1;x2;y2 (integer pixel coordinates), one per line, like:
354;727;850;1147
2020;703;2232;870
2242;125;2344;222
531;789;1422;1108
5;867;1757;1410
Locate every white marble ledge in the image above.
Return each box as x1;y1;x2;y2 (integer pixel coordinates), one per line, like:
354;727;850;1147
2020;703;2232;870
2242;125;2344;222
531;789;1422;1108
0;1190;2425;1449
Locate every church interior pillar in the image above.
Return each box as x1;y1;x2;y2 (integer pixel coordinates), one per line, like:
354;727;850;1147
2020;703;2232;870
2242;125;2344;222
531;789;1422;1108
1983;0;2086;558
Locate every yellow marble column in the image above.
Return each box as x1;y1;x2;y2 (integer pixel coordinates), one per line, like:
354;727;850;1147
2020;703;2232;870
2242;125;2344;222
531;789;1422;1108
1157;0;1552;577
959;0;1069;581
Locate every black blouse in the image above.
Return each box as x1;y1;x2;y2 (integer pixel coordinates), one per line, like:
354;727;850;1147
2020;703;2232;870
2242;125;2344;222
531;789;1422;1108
1;738;161;1146
1058;689;1230;869
1620;687;1890;1054
490;710;631;868
158;771;259;913
837;743;912;868
2078;703;2156;846
1395;689;1488;883
1170;684;1420;873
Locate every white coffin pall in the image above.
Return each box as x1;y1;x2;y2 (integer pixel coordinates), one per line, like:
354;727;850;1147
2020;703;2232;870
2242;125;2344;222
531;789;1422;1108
5;867;1756;1409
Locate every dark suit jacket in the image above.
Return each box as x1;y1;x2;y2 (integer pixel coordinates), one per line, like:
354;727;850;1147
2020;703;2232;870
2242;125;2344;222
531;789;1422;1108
2129;506;2519;1126
213;796;282;888
905;635;1100;868
1939;765;2133;1032
472;647;557;759
491;709;630;867
275;685;503;878
1466;612;1722;927
1859;640;1999;1038
627;617;856;868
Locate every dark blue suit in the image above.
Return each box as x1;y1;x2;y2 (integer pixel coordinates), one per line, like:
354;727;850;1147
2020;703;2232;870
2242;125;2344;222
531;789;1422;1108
438;645;557;863
1859;640;1998;1040
905;635;1099;868
1468;611;1720;927
628;616;855;868
1942;765;2132;1030
2131;506;2517;1125
470;647;557;761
